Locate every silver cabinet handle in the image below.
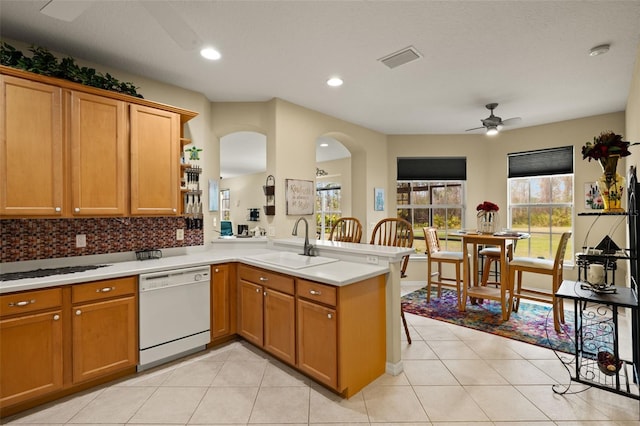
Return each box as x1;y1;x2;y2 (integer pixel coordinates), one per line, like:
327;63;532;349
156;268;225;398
74;208;80;212
172;208;177;213
75;310;82;316
215;268;219;273
255;288;260;293
96;287;114;293
9;299;35;307
327;313;333;319
309;290;322;295
55;207;61;212
53;314;60;321
259;276;268;282
263;291;267;296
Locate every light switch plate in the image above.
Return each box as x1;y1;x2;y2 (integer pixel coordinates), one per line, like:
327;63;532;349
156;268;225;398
176;229;184;241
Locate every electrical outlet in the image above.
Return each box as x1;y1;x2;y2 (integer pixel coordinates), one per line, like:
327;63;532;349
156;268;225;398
366;255;379;265
75;234;86;248
176;229;184;241
268;226;276;237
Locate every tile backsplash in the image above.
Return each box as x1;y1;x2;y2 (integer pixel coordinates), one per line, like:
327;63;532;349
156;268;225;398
1;217;203;263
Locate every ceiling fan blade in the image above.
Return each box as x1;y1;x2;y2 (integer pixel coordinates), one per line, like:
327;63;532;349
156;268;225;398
140;1;201;50
465;126;486;132
501;117;522;126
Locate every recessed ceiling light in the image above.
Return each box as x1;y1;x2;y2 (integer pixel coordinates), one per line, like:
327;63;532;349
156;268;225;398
327;77;343;87
200;47;221;60
589;44;610;57
320;143;329;147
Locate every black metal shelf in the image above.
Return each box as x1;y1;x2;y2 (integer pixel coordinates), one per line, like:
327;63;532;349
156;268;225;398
556;281;640;400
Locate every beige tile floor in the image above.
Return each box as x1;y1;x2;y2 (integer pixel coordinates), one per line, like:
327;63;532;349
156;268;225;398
3;282;640;425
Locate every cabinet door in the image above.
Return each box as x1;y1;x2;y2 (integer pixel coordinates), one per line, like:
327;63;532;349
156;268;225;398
297;299;337;388
238;280;264;346
129;104;179;215
264;288;296;365
0;310;63;407
70;91;127;216
211;264;231;339
0;75;63;216
72;296;137;384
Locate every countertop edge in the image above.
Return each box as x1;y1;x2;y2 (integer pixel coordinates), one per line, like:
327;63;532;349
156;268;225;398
1;249;390;293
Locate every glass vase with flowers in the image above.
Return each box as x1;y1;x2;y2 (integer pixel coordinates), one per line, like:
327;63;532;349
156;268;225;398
582;132;638;212
476;201;499;234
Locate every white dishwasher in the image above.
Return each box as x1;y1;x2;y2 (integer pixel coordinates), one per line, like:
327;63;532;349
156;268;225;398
138;266;210;371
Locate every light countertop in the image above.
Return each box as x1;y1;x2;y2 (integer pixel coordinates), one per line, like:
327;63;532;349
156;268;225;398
0;238;410;294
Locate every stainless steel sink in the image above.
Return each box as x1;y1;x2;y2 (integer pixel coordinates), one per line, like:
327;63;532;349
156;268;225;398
246;252;339;270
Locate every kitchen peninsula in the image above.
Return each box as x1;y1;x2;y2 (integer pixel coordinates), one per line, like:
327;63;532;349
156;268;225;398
0;238;411;417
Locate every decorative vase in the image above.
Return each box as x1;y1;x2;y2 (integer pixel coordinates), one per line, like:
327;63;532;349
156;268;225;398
477;211;498;234
597;155;625;212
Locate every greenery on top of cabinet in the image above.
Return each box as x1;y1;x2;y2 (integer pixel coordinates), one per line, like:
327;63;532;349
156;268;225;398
0;42;143;98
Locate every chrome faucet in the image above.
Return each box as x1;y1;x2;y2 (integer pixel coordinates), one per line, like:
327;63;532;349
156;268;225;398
292;217;315;256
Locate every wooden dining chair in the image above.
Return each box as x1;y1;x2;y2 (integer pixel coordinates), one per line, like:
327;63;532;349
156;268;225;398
423;227;467;307
328;217;363;243
509;232;572;332
370;217;414;343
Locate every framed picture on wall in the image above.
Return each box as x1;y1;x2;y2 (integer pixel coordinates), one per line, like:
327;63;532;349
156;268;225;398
209;179;219;211
374;187;384;211
286;179;314;215
585;182;604;210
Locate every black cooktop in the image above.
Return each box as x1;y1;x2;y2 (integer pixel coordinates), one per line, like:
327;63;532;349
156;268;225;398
0;264;110;282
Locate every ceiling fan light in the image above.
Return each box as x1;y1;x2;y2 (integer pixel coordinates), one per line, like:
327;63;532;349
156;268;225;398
486;126;499;136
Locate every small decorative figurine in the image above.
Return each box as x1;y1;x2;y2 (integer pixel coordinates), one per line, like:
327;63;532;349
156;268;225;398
185;146;203;161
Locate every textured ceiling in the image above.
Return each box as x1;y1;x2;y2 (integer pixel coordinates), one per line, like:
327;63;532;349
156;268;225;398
1;0;639;137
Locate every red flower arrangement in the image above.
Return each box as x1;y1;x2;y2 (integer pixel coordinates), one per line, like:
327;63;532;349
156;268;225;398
582;131;637;161
476;201;499;216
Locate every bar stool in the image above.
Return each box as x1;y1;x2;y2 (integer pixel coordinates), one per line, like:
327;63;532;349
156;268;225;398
479;246;501;287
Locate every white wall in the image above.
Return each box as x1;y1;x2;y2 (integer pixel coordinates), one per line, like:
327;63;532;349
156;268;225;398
390;112;628;286
220;171;268;233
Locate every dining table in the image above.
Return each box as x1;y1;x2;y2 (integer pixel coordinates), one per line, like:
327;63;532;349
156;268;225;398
455;231;530;320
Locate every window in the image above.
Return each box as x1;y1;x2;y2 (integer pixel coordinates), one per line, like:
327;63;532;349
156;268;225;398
397;157;467;254
316;181;341;240
508;147;574;261
220;189;230;221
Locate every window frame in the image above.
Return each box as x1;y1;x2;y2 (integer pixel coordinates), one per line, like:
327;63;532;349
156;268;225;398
507;147;574;263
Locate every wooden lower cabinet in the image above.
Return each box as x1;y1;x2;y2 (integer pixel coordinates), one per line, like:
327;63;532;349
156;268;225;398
0;309;63;407
238;280;264;346
0;277;137;418
296;298;337;388
296;276;386;397
237;265;296;365
237;264;386;397
211;264;236;340
263;288;296;365
71;296;137;384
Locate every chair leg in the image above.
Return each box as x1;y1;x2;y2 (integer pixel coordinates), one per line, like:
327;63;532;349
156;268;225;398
401;309;411;344
426;261;432;303
512;269;521;312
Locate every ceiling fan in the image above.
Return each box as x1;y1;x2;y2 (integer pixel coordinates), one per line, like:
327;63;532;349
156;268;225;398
466;103;521;135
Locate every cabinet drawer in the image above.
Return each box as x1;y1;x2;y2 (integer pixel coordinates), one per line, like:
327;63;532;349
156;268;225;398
238;265;294;295
0;288;62;317
72;276;136;304
296;279;337;307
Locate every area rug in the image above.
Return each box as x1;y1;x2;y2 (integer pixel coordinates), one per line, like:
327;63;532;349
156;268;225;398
401;287;576;353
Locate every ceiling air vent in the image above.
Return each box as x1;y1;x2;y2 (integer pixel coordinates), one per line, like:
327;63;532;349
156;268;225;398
378;46;422;69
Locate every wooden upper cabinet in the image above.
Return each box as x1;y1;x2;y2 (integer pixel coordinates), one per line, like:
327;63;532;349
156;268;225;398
0;75;63;216
70;91;127;216
129;104;179;215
